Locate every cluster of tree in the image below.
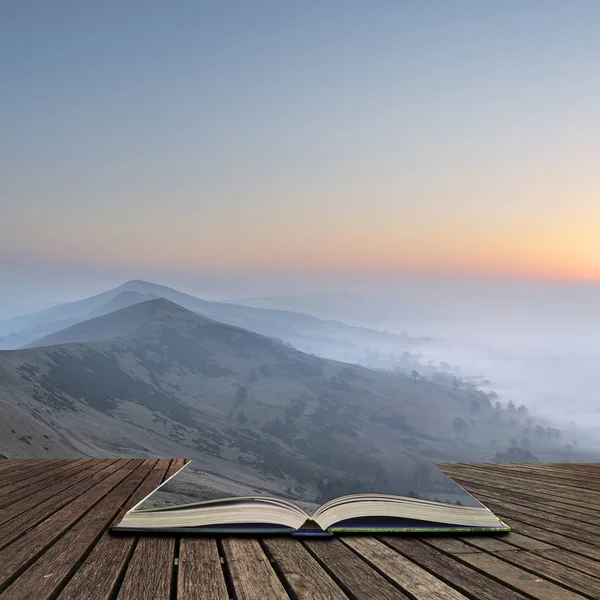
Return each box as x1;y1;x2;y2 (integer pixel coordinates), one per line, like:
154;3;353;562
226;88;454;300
534;425;562;439
493;447;539;463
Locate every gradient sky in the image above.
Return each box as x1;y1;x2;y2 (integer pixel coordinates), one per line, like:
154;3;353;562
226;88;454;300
2;0;600;303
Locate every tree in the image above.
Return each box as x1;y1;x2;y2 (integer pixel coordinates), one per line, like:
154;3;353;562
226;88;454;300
521;437;531;450
507;400;516;413
535;425;545;438
509;438;519;448
409;370;421;381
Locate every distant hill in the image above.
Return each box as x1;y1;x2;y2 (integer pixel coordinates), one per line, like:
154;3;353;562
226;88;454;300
0;298;479;502
0;281;420;366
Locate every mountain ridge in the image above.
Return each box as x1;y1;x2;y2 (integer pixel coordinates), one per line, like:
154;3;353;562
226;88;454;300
0;297;480;502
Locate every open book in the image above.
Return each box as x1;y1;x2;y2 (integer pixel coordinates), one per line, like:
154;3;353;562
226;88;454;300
114;462;510;536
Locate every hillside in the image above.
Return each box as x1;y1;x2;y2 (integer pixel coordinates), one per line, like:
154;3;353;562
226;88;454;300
0;298;479;503
0;282;418;367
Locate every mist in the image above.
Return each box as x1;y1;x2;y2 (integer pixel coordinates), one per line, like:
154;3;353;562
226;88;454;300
235;276;600;431
2;265;599;434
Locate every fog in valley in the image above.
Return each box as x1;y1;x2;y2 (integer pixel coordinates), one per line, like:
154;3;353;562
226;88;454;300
3;273;598;438
239;277;600;430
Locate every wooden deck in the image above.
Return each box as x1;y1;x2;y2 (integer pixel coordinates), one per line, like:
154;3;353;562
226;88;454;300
0;460;598;599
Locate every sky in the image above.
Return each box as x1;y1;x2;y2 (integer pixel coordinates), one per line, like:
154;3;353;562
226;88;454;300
2;1;600;311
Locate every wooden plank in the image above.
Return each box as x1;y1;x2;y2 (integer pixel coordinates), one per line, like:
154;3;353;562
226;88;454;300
57;465;169;600
472;497;600;547
0;459;78;499
462;538;600;596
0;459;119;548
425;538;588;600
117;536;175;600
453;481;600;520
468;464;600;491
0;459;21;472
444;469;600;515
459;533;553;553
1;461;156;600
178;538;229;600
0;459;47;475
0;460;65;485
541;549;600;580
471;491;600;533
497;517;600;561
222;537;289;600
166;458;186;477
118;459;179;599
0;459;94;509
343;536;468;599
381;537;529;600
442;465;600;504
263;537;348;600
304;538;410;600
152;458;171;471
0;459;138;590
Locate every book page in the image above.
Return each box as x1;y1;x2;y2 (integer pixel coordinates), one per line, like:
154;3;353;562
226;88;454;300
133;459;484;514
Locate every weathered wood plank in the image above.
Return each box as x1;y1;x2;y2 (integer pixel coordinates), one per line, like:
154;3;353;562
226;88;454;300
0;459;138;590
0;460;64;485
118;459;180;599
305;538;410;600
453;481;600;519
0;459;118;544
0;459;93;509
178;538;229;600
343;536;468;599
0;459;80;499
117;536;175;600
472;498;600;546
1;461;156;600
222;537;289;600
57;464;169;600
443;465;600;503
381;537;528;600
541;549;600;580
495;516;600;561
464;539;600;597
263;538;348;600
425;538;588;600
